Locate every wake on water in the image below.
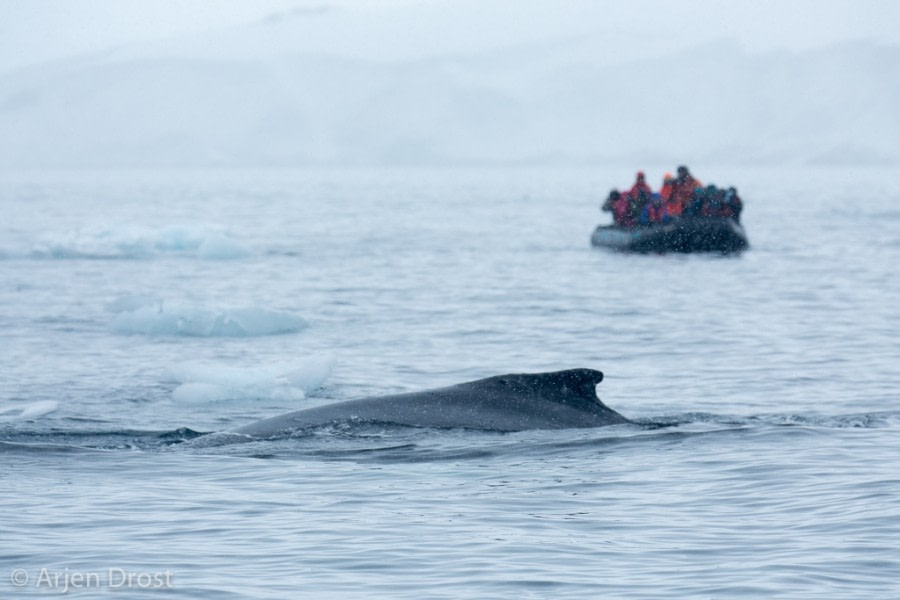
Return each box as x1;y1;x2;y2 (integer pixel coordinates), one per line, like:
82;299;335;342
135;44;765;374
2;411;897;463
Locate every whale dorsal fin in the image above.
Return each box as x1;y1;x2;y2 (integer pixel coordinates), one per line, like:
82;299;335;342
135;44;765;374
482;368;604;409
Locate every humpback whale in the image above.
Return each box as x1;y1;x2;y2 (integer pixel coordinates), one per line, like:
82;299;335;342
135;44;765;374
233;368;629;437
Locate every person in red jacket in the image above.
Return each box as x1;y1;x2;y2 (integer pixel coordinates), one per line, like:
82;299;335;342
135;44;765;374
640;193;669;225
601;190;636;228
629;171;652;199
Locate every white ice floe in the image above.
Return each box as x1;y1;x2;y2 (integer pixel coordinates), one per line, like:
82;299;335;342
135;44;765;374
164;356;334;404
110;298;307;337
0;401;59;422
29;225;251;260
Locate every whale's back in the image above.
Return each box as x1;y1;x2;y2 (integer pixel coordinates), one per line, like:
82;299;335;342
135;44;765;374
233;369;629;437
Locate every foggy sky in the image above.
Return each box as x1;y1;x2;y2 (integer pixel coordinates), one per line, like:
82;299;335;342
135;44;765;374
2;0;899;73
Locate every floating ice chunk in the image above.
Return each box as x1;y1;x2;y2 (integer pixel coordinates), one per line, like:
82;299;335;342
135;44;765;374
209;308;308;337
172;382;239;404
31;225;251;260
34;227;152;259
197;233;252;260
154;226;207;252
111;304;308;337
165;356;334;404
0;400;59;421
106;294;162;313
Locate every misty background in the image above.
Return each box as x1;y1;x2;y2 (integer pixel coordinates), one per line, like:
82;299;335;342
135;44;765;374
2;0;899;168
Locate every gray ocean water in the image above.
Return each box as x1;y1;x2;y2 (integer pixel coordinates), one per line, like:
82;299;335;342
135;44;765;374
1;166;899;599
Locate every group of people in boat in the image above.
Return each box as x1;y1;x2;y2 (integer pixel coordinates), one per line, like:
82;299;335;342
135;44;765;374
602;165;743;228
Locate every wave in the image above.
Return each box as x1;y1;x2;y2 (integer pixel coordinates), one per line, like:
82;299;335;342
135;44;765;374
109;297;308;337
4;411;897;458
19;225;251;260
166;409;900;460
639;411;900;430
0;427;207;454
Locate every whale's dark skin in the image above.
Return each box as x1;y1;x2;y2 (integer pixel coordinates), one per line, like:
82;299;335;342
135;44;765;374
233;368;630;437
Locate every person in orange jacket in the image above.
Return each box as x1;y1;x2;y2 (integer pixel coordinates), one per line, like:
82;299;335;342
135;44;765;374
671;165;700;215
660;173;675;200
659;172;682;217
